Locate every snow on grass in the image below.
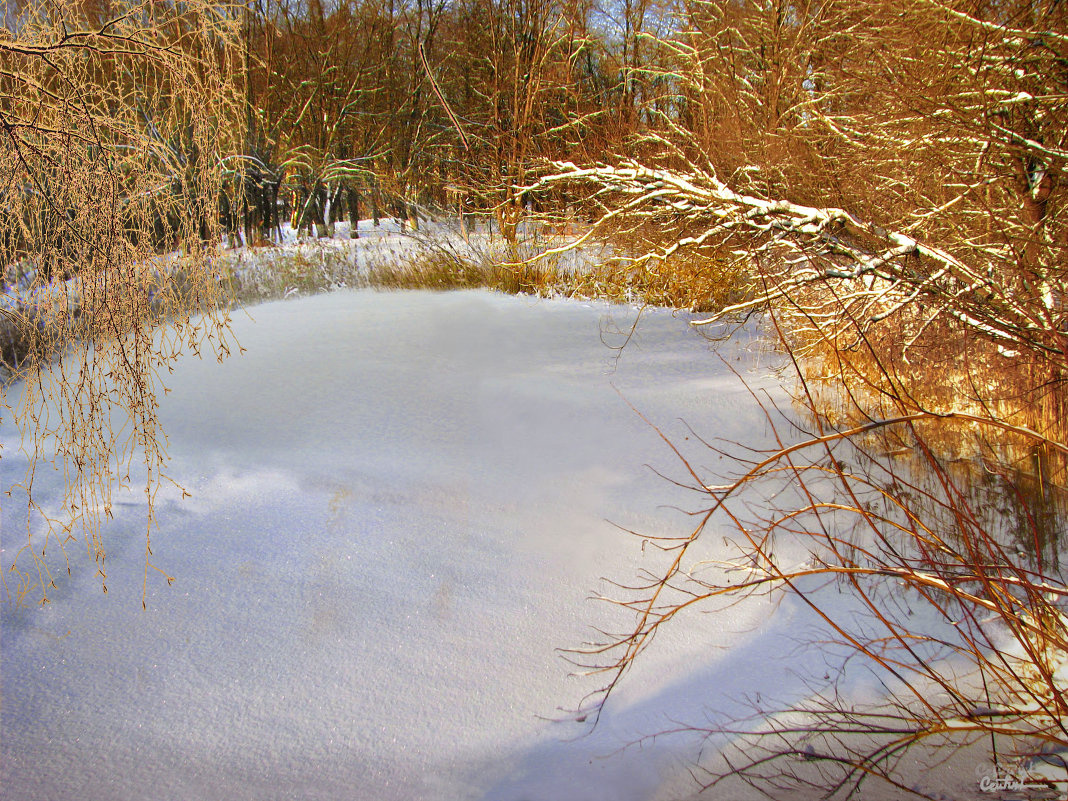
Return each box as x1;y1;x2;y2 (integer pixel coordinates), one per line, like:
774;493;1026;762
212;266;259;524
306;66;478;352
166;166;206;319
217;217;612;304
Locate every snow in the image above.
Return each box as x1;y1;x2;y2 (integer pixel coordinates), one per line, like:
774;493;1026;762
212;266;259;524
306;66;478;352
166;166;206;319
0;289;968;799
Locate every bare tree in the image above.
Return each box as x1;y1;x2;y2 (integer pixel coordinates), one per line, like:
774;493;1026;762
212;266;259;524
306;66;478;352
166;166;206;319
1;0;244;606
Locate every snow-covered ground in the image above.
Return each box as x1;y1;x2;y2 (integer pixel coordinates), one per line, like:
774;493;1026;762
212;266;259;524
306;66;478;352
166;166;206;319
0;289;975;800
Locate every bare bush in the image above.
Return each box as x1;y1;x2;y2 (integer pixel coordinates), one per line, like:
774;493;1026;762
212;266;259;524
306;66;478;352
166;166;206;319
532;1;1068;796
570;356;1068;797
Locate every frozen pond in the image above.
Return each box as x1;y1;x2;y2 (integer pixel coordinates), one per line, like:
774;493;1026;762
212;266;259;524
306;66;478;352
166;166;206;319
3;289;807;801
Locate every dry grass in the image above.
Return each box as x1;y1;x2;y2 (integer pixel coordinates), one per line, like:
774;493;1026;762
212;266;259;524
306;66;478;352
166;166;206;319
361;235;750;312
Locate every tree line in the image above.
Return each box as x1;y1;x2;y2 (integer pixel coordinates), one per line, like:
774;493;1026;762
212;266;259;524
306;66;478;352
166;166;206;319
232;0;673;244
6;0;1064;270
6;0;665;251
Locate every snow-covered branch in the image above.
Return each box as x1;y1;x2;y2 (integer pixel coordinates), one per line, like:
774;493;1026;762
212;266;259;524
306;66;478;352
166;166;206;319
530;161;1066;360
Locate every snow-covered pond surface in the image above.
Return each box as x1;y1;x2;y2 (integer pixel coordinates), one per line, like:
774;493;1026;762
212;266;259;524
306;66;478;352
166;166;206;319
2;289;817;801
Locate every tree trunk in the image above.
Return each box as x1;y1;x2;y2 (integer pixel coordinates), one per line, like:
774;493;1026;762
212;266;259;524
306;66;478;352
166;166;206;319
347;185;360;239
